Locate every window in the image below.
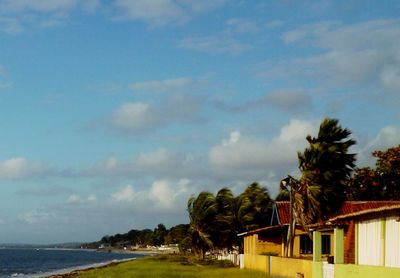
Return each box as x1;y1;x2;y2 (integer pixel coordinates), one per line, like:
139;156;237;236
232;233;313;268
300;235;313;254
322;235;331;254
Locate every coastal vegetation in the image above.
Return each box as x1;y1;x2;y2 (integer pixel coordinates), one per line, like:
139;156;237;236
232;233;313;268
75;255;266;278
93;118;400;261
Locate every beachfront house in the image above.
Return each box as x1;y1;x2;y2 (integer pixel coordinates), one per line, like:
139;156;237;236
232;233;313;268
239;201;400;278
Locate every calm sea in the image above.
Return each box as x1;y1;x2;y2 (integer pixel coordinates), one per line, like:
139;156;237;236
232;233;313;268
0;248;145;277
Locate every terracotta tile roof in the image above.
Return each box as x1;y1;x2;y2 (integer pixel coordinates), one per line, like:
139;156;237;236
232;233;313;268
275;201;290;225
275;201;400;224
334;201;400;216
328;201;400;222
242;200;400;236
237;224;286;237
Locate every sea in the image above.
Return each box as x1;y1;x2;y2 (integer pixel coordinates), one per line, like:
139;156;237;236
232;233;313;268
0;248;146;277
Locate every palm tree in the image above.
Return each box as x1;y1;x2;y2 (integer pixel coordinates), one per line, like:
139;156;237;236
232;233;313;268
241;182;273;231
297;118;356;224
187;191;217;258
213;187;254;252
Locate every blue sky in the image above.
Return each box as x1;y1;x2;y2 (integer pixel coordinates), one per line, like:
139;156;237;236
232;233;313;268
0;0;399;244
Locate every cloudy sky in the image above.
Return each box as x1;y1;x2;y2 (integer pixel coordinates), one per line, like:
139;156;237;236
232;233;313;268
0;0;399;244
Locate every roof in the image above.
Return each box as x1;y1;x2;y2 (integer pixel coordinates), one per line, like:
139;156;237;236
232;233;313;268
237;224;286;237
334;201;400;216
275;201;290;225
328;202;400;223
242;200;400;236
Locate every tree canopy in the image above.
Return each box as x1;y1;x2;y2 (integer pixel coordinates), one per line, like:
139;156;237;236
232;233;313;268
348;145;400;200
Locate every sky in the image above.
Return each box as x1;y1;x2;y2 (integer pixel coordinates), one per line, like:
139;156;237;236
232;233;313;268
0;0;399;244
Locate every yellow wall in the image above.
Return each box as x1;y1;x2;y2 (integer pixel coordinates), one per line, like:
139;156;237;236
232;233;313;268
335;264;400;278
244;234;282;256
270;256;313;278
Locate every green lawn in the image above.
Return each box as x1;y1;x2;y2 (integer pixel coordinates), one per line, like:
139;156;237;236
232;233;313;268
76;255;268;278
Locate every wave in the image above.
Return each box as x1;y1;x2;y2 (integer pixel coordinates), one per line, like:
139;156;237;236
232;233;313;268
32;257;137;278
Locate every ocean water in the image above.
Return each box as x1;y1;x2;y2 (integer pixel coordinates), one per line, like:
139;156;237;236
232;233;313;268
0;248;145;277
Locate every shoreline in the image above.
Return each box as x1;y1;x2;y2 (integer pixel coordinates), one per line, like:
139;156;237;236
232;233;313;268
41;258;136;278
40;251;161;278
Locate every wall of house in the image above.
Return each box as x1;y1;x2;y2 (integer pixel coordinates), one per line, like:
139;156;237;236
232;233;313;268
270;256;313;278
334;263;400;278
257;238;282;255
243;233;282;256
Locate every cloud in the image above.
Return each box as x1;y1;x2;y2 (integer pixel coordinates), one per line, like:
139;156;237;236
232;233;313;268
110;179;191;211
111;185;137;203
265;90;313;112
149;179;189;209
225;18;259;34
67;194;97;204
0;157;51;179
19;208;55;224
88;148;205;180
113;0;226;27
357;125;400;167
111;102;159;132
0;0;100;33
215;89;313;114
108;93;205;133
274;20;400;93
209;119;317;181
178;35;252;55
130;77;192;93
16;185;73;196
267;20;284;28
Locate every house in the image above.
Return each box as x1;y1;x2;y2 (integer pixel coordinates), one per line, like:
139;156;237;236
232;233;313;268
240;200;400;278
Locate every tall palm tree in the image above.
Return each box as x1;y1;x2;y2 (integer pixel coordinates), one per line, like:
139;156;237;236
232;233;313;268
297;118;356;225
187;191;217;258
214;187;254;252
241;182;273;231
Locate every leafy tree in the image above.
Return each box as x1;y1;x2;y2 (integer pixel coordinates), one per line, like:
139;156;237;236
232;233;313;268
187;191;218;258
165;224;190;245
348;145;400;200
151;223;168;246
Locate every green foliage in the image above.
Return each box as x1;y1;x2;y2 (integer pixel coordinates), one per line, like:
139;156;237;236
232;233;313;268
187;183;272;256
99;224;190;249
348;145;400;200
187;191;218;258
297;118;356;223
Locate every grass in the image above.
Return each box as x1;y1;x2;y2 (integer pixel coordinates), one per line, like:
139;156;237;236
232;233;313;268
75;254;268;278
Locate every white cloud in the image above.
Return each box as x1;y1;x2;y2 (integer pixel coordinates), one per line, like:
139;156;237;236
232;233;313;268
225;18;259;34
111;185;136;203
179;35;252;55
276;20;400;92
0;157;50;179
113;0;225;27
111;102;159;131
267;20;284;28
0;0;78;13
149;179;189;209
209;119;317;180
108;93;205;133
88;148;205;181
0;0;100;33
110;179;190;211
357;125;400;167
130;77;192;92
215;89;313;114
136;148;172;168
67;194;97;204
19;208;55;224
113;0;186;26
